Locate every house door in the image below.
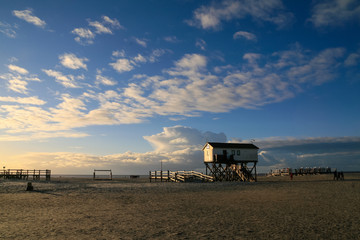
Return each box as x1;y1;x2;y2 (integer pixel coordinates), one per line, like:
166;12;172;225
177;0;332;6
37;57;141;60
223;150;227;160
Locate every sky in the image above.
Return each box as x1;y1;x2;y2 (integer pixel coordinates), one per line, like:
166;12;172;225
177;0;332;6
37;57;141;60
0;0;360;174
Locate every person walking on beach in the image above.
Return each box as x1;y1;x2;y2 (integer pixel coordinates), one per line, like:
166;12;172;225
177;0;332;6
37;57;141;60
290;172;293;180
333;170;338;180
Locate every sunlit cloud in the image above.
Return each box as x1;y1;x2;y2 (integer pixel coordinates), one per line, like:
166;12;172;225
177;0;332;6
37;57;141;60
71;28;95;45
12;9;46;28
96;70;117;86
89;20;112;34
102;16;123;29
7;126;226;172
6;126;360;173
0;65;40;94
134;37;147;47
59;53;88;70
109;58;134;73
8;64;29;75
0;96;46;105
0;47;348;141
42;69;80;88
72;16;123;45
186;0;294;30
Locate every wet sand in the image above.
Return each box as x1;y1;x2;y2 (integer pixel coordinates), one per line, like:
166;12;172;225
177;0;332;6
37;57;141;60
1;174;359;239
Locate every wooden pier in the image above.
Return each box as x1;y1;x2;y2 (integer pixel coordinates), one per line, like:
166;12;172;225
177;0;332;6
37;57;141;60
149;170;213;183
0;169;51;181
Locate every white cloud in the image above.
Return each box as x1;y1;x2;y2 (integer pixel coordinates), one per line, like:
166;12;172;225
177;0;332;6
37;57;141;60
12;9;46;28
71;28;95;45
59;53;88;70
112;50;126;58
134;37;147;47
0;96;46;105
0;21;17;38
233;31;257;41
96;70;117;86
133;54;147;63
186;0;293;30
42;69;79;88
8;64;29;75
102;16;123;29
89;21;112;34
0;66;40;94
109;58;134;73
309;0;360;28
72;16;123;45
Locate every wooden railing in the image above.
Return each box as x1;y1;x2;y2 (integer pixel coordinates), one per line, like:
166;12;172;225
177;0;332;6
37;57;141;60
0;169;51;181
149;170;213;182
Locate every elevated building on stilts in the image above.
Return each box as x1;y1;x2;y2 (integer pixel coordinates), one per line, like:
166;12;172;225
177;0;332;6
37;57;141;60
203;142;259;182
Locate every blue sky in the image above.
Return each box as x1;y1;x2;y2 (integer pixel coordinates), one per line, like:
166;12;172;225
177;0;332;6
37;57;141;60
0;0;360;174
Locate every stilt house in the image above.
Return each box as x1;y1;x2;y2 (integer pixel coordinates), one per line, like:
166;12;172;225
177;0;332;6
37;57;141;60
202;142;259;182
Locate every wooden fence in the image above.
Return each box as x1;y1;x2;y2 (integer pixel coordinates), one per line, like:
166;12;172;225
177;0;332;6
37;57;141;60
0;169;51;181
149;170;213;182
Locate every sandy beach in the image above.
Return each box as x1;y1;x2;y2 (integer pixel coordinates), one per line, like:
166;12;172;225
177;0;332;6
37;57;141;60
1;173;359;239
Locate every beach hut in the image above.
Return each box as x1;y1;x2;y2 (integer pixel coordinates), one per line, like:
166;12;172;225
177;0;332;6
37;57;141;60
202;142;259;182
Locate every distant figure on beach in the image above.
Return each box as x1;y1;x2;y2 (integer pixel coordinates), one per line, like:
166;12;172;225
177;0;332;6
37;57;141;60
26;182;33;191
333;170;338;180
290;172;293;180
340;171;344;180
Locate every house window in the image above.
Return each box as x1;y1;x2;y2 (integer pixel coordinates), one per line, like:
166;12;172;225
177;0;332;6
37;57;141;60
237;150;240;155
231;150;235;155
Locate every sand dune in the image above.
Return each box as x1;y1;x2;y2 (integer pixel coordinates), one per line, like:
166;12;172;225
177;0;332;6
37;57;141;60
1;174;359;239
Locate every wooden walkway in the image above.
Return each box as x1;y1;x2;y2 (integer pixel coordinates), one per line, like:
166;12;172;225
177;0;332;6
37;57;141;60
0;169;51;181
149;170;213;182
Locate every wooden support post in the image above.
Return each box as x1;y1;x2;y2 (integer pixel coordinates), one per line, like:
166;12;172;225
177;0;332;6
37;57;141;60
254;162;257;182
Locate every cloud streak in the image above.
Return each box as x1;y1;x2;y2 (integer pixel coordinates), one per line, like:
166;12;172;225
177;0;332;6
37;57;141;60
309;0;360;28
0;21;17;38
233;31;257;41
186;0;294;30
12;9;46;28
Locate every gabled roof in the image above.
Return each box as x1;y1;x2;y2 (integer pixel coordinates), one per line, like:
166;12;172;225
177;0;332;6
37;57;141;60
202;142;259;150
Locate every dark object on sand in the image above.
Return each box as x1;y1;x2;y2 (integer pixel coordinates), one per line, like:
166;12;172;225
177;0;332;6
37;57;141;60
26;182;33;191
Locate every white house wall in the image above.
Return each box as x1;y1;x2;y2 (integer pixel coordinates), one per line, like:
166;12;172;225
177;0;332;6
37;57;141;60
204;148;213;162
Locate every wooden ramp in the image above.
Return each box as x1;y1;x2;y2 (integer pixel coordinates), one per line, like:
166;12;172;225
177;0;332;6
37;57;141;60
149;170;213;183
